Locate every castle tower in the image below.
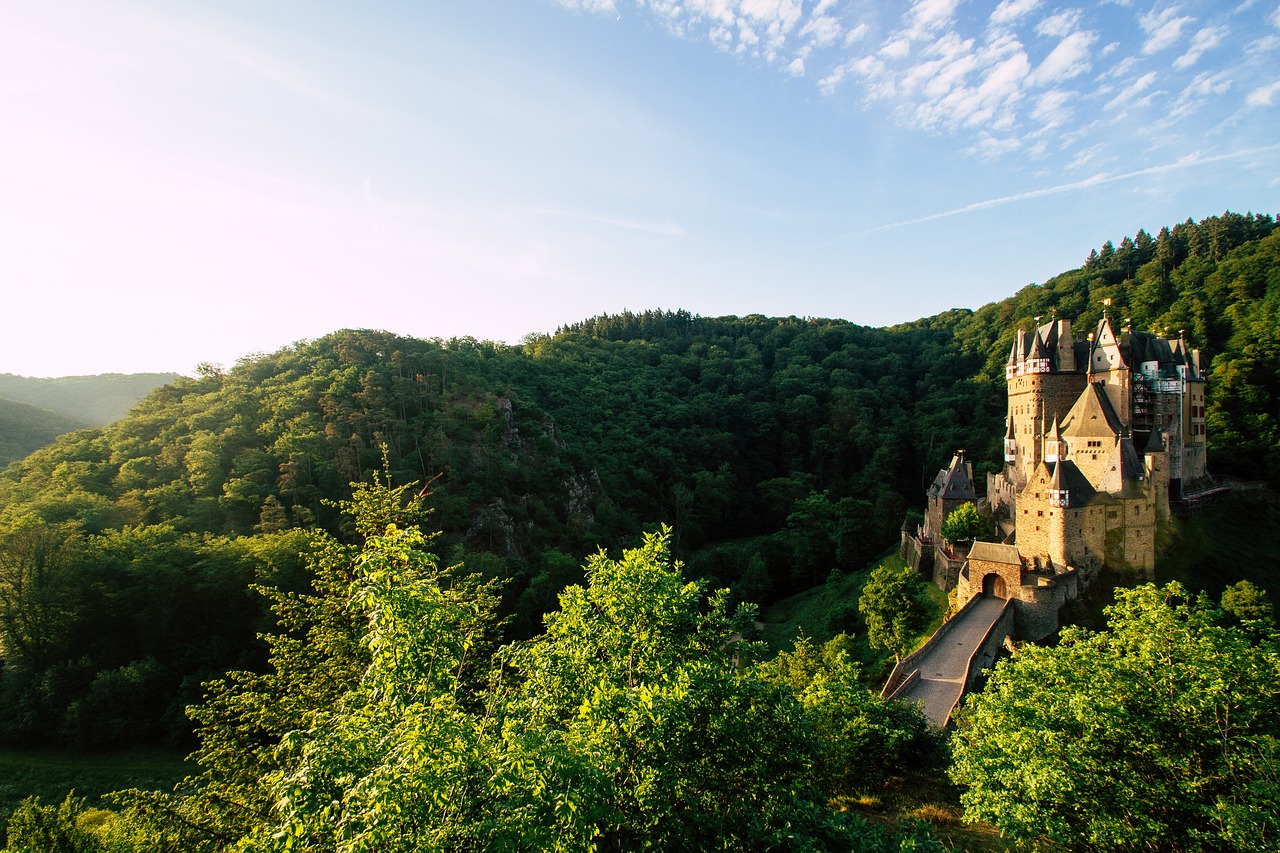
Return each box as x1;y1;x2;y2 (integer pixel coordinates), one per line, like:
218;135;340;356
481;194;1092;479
1144;426;1171;522
1004;319;1088;485
1046;461;1070;569
1089;317;1133;429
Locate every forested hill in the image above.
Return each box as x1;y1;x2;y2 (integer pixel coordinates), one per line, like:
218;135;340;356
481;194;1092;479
0;210;1275;749
0;372;181;426
0;398;86;469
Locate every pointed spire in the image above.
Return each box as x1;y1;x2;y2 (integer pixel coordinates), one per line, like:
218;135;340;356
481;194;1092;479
1049;458;1069;507
1144;425;1166;455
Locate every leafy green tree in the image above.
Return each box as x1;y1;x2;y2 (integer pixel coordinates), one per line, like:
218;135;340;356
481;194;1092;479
124;471;502;851
940;502;987;544
1221;578;1275;626
950;583;1280;852
763;634;943;794
491;529;831;851
858;564;930;661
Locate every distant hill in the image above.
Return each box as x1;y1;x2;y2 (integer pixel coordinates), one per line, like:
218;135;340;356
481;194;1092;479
0;372;180;426
0;398;87;469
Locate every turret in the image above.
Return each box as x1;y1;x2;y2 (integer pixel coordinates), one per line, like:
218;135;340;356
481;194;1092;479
1004;416;1017;463
1044;417;1063;463
1048;460;1068;508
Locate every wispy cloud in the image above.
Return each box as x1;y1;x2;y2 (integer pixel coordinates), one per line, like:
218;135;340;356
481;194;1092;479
990;0;1041;28
1028;30;1097;86
867;145;1280;232
1139;5;1194;54
599;0;1278;175
1174;25;1227;69
1246;79;1280;105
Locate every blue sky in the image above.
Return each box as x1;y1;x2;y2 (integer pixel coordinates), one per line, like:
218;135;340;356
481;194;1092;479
2;0;1277;376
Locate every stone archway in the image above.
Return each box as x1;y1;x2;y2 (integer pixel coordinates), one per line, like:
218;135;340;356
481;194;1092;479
982;573;1007;599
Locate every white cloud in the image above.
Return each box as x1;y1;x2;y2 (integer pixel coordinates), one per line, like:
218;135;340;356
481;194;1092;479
1036;10;1083;38
1028;30;1097;86
1174;25;1227;69
881;36;913;58
1031;88;1074;128
868;146;1280;233
1065;143;1105;170
787;56;805;75
1099;55;1138;80
1139;5;1193;54
1248;34;1280;54
799;12;843;47
1247;80;1280;105
1103;72;1161;111
1183;68;1232;97
967;134;1022;158
990;0;1041;27
844;22;870;45
908;0;960;31
555;0;618;12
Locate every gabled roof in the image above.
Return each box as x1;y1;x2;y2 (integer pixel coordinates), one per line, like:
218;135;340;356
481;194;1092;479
1089;317;1127;374
927;454;977;501
1144;425;1166;454
968;541;1022;565
1100;436;1147;496
1059;382;1124;439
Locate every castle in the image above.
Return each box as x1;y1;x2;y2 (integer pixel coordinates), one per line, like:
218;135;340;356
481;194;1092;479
903;313;1208;640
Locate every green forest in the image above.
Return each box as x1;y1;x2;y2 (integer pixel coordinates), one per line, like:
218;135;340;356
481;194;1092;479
0;211;1278;851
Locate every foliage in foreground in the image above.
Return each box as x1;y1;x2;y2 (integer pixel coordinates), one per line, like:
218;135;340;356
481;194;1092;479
950;582;1280;852
92;479;943;852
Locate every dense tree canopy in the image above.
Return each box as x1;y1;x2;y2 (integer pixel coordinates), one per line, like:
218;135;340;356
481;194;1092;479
950;583;1280;852
114;482;944;853
0;209;1276;757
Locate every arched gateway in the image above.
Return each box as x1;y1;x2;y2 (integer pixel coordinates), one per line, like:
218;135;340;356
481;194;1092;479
982;573;1007;598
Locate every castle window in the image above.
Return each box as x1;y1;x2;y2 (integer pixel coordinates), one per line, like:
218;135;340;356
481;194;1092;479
1037;510;1043;517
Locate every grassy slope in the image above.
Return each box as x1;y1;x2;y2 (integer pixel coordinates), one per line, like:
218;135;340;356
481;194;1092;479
0;748;189;820
759;549;949;681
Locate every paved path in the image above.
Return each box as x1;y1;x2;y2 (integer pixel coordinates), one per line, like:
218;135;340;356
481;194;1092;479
897;596;1008;726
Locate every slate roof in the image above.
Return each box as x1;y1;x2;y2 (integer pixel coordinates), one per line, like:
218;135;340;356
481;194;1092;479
927;454;977;501
968;541;1023;565
1046;460;1097;508
1059;382;1124;439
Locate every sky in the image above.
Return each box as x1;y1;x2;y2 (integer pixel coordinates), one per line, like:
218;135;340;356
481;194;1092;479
2;0;1277;377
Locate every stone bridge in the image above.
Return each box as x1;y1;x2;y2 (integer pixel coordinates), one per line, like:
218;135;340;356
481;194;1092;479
881;594;1014;727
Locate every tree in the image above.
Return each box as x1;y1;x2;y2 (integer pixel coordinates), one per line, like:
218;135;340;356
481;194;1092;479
491;528;833;851
858;564;930;661
1221;579;1275;626
763;634;943;794
127;470;502;851
950;583;1280;852
940;502;987;545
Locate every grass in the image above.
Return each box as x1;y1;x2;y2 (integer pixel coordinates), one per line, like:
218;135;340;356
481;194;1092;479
0;747;190;822
759;549;950;684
